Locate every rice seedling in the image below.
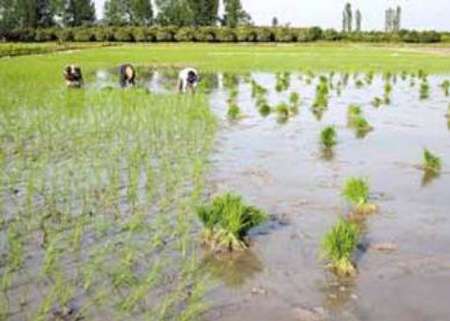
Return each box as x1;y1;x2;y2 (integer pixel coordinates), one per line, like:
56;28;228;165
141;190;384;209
320;218;360;276
400;70;408;81
341;177;376;214
353;116;373;138
276;102;290;119
289;92;300;106
320;126;337;149
440;80;450;96
347;104;362;126
384;82;392;96
227;103;241;120
196;193;267;251
371;97;383;108
364;71;374;85
258;103;272;117
355;79;364;88
420;81;430;99
422;148;442;174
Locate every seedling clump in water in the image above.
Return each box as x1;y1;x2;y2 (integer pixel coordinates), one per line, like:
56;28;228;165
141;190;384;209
227;103;241;120
420;81;430;100
196;193;267;251
440;80;450;96
422;148;442;174
342;177;376;214
321;218;360;276
320;126;337;149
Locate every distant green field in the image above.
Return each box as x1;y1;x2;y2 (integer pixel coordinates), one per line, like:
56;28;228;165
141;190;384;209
1;43;449;81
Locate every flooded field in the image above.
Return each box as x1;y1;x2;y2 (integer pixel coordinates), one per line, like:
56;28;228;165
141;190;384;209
1;62;449;321
96;68;450;321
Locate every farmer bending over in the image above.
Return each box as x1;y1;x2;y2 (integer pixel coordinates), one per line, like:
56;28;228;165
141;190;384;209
64;65;83;88
178;68;199;94
119;64;136;88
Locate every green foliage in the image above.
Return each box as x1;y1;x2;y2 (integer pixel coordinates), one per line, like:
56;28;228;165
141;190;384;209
420;81;430;99
342;177;376;213
227;103;240;120
223;0;251;28
196;193;267;251
321;218;359;276
62;0;96;27
347;104;362;125
441;80;450;96
422;148;442;174
320;126;337;149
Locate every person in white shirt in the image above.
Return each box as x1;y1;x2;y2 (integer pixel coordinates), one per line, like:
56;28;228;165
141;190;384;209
177;68;199;93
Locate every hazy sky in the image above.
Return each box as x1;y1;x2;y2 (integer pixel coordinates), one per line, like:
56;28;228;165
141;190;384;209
94;0;450;31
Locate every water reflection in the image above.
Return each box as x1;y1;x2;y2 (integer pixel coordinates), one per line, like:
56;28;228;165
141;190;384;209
202;250;263;289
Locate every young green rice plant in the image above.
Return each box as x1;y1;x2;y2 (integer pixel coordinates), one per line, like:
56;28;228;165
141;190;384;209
227;103;241;120
196;193;267;251
353;116;373;138
320;126;337;149
400;70;408;81
346;104;362;126
384;82;392;96
342;177;376;214
440;80;450;96
355;79;364;88
289;92;300;106
320;218;360;276
364;71;374;85
420;81;430;99
371;97;383;108
422;148;442;174
258;103;272;117
276;102;290;119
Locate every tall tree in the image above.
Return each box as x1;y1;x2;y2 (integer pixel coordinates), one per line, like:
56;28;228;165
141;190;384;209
63;0;95;27
155;0;194;26
355;9;361;32
104;0;153;26
272;16;278;27
342;10;347;32
394;5;401;32
344;2;352;32
222;0;250;27
187;0;218;26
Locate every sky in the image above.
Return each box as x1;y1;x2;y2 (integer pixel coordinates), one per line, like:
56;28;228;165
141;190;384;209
94;0;450;31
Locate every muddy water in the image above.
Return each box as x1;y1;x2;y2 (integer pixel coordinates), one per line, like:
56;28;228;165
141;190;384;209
95;69;450;321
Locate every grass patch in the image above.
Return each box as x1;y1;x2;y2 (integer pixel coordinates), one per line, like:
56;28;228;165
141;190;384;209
321;218;360;276
197;193;267;252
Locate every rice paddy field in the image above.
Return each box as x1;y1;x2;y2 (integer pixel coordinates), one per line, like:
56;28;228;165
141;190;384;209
0;43;449;321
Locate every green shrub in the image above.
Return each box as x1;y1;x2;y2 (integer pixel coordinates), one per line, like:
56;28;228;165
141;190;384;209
321;218;360;276
322;29;341;41
235;27;257;42
197;193;267;251
34;28;57;42
195;27;216;42
216;28;237;42
114;28;134;42
342;177;376;213
94;27;115;42
155;27;175;42
274;28;296;42
56;29;74;42
256;28;273;42
73;28;96;42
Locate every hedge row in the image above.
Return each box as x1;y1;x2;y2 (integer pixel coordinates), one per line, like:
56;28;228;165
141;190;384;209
0;26;444;44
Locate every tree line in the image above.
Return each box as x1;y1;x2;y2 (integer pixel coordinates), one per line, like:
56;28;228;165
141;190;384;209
0;0;251;32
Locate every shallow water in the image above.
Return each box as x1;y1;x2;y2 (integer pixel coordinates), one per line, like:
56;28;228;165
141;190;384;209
95;69;450;321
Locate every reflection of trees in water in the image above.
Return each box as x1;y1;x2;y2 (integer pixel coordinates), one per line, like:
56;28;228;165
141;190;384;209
202;250;263;289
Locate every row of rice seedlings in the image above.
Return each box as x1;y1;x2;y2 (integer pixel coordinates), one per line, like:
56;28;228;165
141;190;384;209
196;193;267;252
347;104;373;137
311;76;330;120
0;85;217;321
321;176;377;276
251;79;272;117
